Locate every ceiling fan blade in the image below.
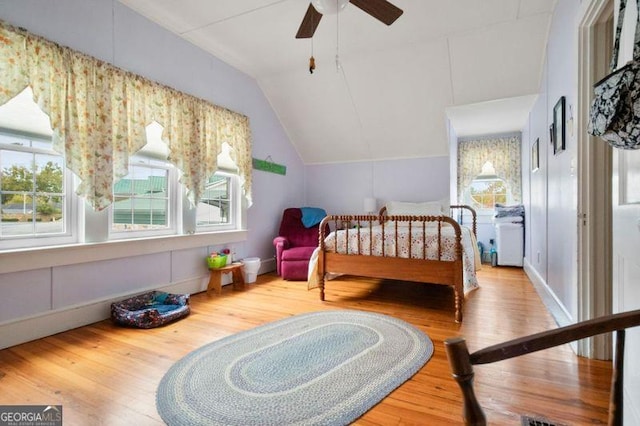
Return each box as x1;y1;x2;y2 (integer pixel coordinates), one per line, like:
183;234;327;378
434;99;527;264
349;0;403;25
296;3;323;39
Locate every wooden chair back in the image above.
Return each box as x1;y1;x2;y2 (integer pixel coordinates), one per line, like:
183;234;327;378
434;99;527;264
444;309;640;425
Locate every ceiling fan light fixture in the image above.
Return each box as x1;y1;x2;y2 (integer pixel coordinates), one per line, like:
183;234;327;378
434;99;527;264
312;0;349;15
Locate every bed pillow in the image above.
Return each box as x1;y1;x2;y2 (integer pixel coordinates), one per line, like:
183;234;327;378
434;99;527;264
386;201;443;216
439;197;450;216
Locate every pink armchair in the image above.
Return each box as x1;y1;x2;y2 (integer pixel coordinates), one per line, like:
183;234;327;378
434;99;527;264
273;207;327;281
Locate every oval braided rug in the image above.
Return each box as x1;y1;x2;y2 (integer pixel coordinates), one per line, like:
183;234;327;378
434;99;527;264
156;310;433;426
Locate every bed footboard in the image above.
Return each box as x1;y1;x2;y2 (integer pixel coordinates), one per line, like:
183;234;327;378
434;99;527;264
317;213;466;322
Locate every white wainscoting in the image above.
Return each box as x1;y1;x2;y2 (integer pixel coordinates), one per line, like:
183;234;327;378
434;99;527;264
0;256;275;350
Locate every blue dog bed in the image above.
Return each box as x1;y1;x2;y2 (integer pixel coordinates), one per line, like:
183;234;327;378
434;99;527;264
110;291;190;328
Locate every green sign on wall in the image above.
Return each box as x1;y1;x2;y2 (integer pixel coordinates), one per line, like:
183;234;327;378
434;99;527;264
252;158;286;175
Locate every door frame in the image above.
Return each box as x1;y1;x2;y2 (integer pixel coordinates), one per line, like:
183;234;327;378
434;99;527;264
577;0;614;359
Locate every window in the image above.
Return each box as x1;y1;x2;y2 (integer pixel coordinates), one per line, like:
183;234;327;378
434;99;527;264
110;126;241;239
196;172;238;230
0;133;66;236
110;122;175;239
468;177;508;210
197;174;230;226
0;89;76;250
111;159;172;234
196;143;241;231
465;161;509;211
0;92;244;251
457;135;522;213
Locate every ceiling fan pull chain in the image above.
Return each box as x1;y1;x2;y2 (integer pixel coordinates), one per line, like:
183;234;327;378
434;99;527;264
309;37;315;74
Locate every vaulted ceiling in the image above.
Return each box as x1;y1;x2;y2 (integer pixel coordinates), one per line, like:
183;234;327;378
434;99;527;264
118;0;556;164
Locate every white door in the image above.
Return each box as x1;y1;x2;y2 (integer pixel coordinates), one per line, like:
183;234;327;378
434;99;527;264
612;149;640;424
610;1;640;423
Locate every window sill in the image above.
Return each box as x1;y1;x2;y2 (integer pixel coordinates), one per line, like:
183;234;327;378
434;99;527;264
0;230;248;274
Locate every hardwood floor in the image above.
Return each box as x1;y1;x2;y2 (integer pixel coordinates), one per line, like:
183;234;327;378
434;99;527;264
0;267;612;425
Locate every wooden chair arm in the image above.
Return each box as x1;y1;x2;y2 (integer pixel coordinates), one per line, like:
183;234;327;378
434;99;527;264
445;309;640;426
469;309;640;365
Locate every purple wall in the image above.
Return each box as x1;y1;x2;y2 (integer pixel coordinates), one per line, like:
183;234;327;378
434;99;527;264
306;157;450;214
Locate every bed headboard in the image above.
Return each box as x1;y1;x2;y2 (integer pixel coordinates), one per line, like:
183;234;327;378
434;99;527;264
450;205;477;237
378;204;477;236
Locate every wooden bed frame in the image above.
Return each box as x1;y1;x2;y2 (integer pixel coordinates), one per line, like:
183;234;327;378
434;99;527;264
316;205;477;323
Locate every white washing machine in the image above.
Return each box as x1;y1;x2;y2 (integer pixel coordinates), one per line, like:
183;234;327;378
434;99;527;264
495;222;523;267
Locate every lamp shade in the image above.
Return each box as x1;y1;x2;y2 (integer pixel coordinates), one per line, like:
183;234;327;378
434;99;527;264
364;197;377;214
312;0;349;15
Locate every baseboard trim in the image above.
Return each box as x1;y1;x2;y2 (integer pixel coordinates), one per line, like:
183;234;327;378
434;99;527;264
0;276;208;350
523;258;573;328
258;257;276;275
523;259;576;353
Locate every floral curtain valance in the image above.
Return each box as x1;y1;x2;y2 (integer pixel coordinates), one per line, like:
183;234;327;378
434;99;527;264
457;135;522;203
0;20;252;210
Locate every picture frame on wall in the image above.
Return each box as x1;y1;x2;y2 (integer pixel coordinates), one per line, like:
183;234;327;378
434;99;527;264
553;96;566;155
532;138;539;172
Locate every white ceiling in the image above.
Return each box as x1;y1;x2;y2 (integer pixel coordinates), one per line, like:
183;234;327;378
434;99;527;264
117;0;555;164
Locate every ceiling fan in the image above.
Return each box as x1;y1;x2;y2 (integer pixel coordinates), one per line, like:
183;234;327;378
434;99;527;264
296;0;403;39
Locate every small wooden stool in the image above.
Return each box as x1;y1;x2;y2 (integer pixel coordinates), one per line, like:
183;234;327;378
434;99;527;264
207;263;245;296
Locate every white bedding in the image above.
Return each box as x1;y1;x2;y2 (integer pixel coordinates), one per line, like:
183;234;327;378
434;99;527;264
308;223;480;293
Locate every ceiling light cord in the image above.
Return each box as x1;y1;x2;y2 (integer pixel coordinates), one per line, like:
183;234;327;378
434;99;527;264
335;0;341;72
339;64;371;163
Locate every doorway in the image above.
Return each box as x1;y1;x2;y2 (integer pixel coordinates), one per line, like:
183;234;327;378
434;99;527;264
577;0;614;359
